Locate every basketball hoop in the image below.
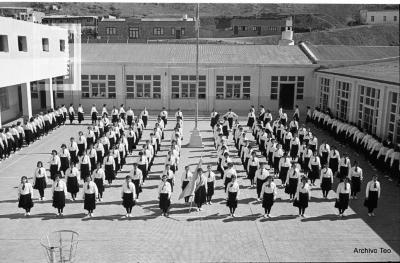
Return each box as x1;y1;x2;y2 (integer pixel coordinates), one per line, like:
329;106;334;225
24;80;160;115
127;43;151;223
40;230;79;263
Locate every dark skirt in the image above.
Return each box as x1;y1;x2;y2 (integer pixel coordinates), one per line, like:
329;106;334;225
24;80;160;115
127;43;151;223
224;177;232;191
321;177;332;191
84;193;96;211
298;192;309;208
336;193;350;210
329;158;339;174
262;193;274;208
159;193;170;210
279;166;289;183
132;179;142;193
207;181;214;197
222;126;229;137
67;177;79;194
226;192;238;208
247;117;255;128
290;145;299;158
287;178;299;195
34;177;47;190
302;157;310;172
96;151;103;164
122;193;136;209
194;185;207;206
52;191;66;209
91;112;97;122
309;165;320;180
50;164;59;181
105;164;115;180
256;178;266;196
339;166;349;179
90;157;96;172
182;180;189;191
273;157;280;173
77;144;85;156
321;152;329;166
127;115;133;126
351;176;361;194
364;191;378;209
94;178;104;193
80;164;90;181
70;150;78;164
138;164;148;179
60;157;69;173
69;112;75;121
248;166;258;180
142;116;148;127
18;193;33;210
78;112;84;122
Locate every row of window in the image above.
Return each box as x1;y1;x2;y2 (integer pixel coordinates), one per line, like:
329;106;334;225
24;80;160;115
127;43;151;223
370;15;397;22
0;35;65;53
126;75;161;99
235;26;282;32
81;75;116;98
105;27;185;38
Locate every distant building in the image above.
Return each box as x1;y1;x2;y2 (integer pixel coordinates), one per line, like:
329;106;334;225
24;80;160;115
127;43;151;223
231;17;287;37
360;9;399;24
0;7;45;23
42;15;98;37
97;15;196;42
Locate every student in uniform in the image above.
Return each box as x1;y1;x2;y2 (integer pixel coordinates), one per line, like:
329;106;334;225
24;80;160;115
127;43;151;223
18;176;34;216
163;164;175;192
49;150;61;181
223;162;237;192
205;165;216;205
82;176;98;217
293;105;300;122
126;107;134;126
320;164;333;199
68;137;79;164
226;175;240;217
90;104;98;125
273;144;284;177
158;175;172;217
255;162;269;200
261;175;277;218
121;175;136;218
87;144;97;173
77;131;87;156
65;162;80;201
181;165;193;203
103;151;116;185
33;161;48;201
101;104;108;117
119;104;126;121
79;151;91;182
338;154;351;180
59;144;70;176
349;161;363;199
285;162;300;200
52;174;67;216
130;163;143;201
328;146;340;177
364;175;381;216
136;151;149;183
308;152;321;186
94;140;105;165
247;108;256;128
247;151;260;186
278;153;291;187
335;177;351;217
77;104;84;124
93;162;105;202
140;107;149;128
294;176;310;217
68;104;75;125
193;168;208;211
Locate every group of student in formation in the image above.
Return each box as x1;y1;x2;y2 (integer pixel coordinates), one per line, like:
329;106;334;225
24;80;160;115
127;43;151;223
14;103;387;218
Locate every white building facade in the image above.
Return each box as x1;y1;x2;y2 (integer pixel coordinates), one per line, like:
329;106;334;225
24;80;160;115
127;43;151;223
0;17;69;126
360;9;399;24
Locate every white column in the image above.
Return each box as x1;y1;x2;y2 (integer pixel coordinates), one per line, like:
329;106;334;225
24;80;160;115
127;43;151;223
21;82;32;119
46;78;54;109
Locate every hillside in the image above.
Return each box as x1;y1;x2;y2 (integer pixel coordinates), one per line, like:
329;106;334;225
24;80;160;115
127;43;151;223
162;24;399;46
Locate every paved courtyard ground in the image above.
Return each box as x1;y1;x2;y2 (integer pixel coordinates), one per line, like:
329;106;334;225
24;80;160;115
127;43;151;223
0;115;399;262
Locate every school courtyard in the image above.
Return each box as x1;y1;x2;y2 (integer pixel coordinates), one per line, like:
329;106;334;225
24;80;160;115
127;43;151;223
0;116;399;263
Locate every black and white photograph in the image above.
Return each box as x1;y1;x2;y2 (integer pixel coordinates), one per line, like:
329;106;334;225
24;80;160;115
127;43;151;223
0;0;399;262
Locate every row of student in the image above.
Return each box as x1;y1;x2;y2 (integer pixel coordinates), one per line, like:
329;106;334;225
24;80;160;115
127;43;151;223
312;107;400;186
19;163;382;219
0;109;67;162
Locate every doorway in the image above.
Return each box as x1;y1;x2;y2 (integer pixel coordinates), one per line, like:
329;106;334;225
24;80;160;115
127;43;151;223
40;90;46;109
175;29;181;39
18;85;22;113
233;26;238;35
279;83;295;110
257;26;261;35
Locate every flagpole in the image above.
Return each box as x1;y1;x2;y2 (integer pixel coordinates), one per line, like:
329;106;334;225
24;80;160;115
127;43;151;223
188;3;203;148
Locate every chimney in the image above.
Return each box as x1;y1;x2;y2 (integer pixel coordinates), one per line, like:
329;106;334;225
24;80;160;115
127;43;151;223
278;16;294;46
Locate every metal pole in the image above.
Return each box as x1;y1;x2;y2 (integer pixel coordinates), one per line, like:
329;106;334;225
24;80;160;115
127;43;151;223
195;3;199;129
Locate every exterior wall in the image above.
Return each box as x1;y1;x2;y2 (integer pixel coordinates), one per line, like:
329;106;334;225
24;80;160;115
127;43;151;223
360;10;399;24
0;17;69;87
314;71;400;141
231;19;285;37
97;19;196;41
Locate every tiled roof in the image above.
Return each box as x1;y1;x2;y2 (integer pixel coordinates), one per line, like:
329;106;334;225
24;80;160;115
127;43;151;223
304;44;399;63
81;43;313;66
317;60;400;85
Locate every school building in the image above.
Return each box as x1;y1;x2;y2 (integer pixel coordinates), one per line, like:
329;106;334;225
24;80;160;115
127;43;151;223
359;9;399;24
0;16;71;126
1;17;399;143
